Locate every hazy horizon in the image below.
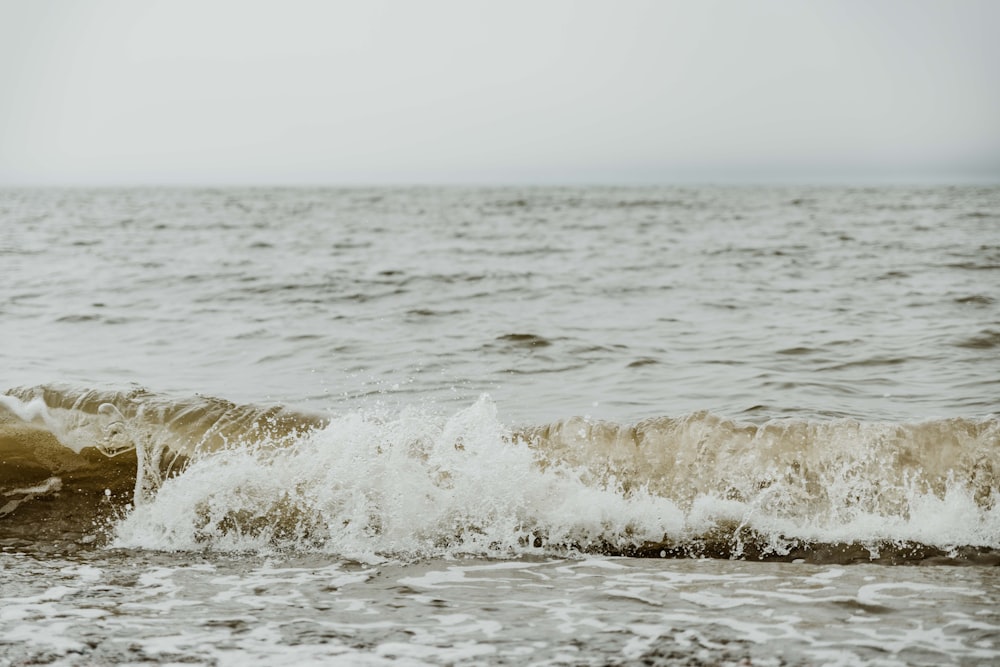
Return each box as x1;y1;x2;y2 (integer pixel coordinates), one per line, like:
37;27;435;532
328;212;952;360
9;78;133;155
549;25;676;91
2;0;998;187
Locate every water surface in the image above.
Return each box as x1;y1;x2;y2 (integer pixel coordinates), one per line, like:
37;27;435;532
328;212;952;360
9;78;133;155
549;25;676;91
1;186;998;665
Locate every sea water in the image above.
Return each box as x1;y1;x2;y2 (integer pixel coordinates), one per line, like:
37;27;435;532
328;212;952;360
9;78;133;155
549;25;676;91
1;186;998;665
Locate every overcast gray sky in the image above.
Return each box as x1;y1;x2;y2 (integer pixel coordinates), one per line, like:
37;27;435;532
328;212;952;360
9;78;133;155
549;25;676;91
1;0;998;185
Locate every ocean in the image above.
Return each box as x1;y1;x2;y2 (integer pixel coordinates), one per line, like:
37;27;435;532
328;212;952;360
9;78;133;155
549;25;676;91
1;185;998;665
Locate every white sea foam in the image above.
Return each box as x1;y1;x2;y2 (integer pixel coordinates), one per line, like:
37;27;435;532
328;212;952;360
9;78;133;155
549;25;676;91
109;396;1000;559
113;396;687;559
2;552;997;666
4;384;997;559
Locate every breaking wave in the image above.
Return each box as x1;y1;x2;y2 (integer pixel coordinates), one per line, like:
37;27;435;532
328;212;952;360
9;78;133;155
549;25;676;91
2;384;998;564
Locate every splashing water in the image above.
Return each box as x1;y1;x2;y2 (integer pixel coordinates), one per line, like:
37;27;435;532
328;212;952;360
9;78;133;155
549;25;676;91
3;385;998;562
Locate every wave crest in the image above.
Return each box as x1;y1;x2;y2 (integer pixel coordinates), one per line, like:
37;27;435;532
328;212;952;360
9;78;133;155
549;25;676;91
3;384;998;563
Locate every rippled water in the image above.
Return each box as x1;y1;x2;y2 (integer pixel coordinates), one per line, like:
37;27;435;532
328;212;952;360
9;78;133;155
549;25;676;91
3;186;997;421
1;186;998;665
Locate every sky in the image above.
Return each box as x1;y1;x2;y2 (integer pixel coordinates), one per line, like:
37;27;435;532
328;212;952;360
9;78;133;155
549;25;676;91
0;0;998;186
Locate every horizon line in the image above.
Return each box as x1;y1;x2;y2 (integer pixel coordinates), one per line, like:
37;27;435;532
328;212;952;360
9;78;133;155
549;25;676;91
2;178;998;189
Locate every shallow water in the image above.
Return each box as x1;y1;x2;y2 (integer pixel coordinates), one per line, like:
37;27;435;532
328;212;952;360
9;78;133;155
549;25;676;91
3;552;999;666
1;186;998;664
